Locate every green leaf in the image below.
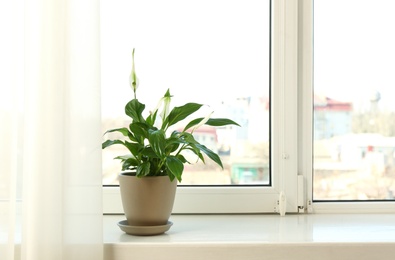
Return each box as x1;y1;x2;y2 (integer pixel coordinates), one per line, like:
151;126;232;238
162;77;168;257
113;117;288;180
184;117;240;131
114;154;135;161
181;132;199;144
129;122;149;141
205;118;240;127
148;129;166;158
125;99;146;123
140;147;159;158
123;141;142;157
168;173;176;182
146;109;158;126
103;140;142;159
102;139;124;149
166;156;184;182
164;103;203;128
166;142;180;154
103;127;131;137
136;161;151;177
170;130;181;138
183;118;204;131
195;143;223;169
184;146;205;163
176;154;189;164
165;132;183;153
120;157;139;171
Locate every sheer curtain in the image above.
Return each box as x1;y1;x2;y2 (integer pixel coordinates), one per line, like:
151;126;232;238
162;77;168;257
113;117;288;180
0;1;103;260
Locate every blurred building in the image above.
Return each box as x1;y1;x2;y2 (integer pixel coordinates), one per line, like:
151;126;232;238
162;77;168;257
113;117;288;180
314;95;352;140
218;96;270;143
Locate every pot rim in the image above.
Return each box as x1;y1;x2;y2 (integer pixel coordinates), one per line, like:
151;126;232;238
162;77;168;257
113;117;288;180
119;171;170;178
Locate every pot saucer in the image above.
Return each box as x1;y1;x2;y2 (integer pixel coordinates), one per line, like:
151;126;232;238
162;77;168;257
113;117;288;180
117;220;173;236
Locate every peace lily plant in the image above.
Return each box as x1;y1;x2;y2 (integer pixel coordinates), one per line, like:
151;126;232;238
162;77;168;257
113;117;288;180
102;49;239;182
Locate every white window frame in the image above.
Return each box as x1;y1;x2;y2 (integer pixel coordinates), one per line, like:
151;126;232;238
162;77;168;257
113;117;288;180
104;0;395;215
102;0;300;214
300;0;395;214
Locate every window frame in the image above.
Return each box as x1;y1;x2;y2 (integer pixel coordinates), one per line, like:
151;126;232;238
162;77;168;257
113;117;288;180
102;0;301;214
104;0;395;215
302;0;395;213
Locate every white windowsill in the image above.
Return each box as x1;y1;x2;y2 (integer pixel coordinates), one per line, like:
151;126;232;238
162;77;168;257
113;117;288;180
104;213;395;260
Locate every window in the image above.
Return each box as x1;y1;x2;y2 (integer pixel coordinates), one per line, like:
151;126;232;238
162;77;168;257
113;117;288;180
313;0;395;202
103;0;395;214
101;0;270;186
101;0;302;214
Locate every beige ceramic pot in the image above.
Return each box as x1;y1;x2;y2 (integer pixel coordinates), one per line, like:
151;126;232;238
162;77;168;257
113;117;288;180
118;172;177;227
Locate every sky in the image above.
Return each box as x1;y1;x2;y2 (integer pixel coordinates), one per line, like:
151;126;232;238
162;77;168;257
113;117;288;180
314;0;395;112
3;0;394;115
100;0;270;118
102;0;395;118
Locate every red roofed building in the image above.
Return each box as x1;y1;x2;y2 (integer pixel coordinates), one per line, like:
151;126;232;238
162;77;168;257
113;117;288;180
314;95;353;140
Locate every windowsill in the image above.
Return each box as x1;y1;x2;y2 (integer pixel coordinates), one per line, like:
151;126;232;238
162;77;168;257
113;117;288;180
104;213;395;260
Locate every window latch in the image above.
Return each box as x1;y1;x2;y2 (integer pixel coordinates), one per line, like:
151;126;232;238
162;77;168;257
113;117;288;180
276;191;286;216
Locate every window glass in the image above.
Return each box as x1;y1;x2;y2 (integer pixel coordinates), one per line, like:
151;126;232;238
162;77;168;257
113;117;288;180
314;0;395;200
101;0;270;186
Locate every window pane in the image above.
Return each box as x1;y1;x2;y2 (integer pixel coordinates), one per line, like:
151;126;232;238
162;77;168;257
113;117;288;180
314;0;395;200
101;0;270;186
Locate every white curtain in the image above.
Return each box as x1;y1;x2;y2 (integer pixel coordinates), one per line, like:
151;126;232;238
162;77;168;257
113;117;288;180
0;1;103;260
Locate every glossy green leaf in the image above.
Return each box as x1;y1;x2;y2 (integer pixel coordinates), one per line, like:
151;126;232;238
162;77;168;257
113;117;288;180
120;157;139;171
140;147;159;158
148;129;166;158
136;161;150;177
123;141;142;157
205;118;240;127
166;156;184;182
146;109;158;126
102;139;124;149
103;127;131;137
183;118;204;131
103;140;141;159
196;143;223;169
166;142;180;154
167;171;176;182
165;132;183;153
125;99;145;123
176;154;189;164
184;117;240;131
114;154;135;161
181;132;199;144
183;145;205;164
164;103;203;128
129;122;149;141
